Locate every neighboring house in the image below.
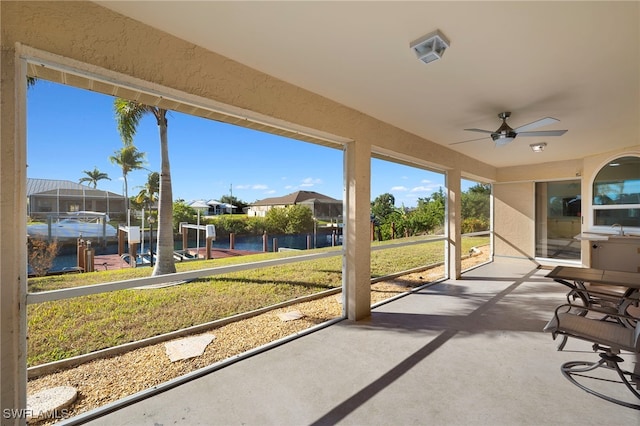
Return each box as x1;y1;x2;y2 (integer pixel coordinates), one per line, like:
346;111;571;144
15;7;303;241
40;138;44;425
188;199;236;216
27;178;126;220
247;190;342;220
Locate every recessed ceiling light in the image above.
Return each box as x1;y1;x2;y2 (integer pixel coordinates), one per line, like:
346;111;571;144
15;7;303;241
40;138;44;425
410;30;450;64
529;142;547;152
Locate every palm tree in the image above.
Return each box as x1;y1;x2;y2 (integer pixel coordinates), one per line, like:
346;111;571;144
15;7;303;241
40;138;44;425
114;99;176;276
79;166;111;188
109;144;146;226
135;171;159;212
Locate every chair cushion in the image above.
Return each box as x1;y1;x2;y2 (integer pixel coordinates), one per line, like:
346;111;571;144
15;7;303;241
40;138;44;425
544;313;638;352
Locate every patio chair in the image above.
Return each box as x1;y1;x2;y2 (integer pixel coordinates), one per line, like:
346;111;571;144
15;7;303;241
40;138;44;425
543;303;640;410
553;286;639;351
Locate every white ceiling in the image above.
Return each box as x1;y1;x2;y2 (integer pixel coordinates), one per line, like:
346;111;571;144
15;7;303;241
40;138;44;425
97;1;639;168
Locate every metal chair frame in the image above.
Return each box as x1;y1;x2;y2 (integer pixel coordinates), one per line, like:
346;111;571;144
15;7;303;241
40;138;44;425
545;303;640;410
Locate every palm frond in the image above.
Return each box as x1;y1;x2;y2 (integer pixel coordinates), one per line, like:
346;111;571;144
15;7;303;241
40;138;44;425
79;167;111;188
114;99;154;145
109;145;147;174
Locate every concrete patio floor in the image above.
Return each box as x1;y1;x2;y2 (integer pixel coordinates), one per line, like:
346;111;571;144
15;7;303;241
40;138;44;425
79;258;638;425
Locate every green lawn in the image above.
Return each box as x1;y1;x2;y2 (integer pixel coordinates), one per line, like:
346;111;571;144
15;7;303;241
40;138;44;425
27;236;488;366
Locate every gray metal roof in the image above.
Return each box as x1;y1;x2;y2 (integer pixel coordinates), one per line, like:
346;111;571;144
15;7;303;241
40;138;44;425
27;178;123;198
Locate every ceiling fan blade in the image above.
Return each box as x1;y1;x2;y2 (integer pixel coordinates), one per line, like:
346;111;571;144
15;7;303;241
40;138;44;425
514;117;559;133
450;136;489;145
463;128;494;134
517;130;568;137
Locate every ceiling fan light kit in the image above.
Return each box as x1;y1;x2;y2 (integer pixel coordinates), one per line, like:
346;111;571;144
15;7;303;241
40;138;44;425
410;30;449;64
494;135;515;146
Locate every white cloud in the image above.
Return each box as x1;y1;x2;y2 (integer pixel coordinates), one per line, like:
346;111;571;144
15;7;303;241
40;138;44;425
234;183;269;190
390;185;408;191
410;185;439;193
302;177;322;185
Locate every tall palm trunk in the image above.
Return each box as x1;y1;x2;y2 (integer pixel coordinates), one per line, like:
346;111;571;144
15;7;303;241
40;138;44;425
123;174;129;226
152;111;176;275
114;99;175;275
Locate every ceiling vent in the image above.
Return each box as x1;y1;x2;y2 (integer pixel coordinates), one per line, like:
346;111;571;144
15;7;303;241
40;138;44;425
410;30;450;64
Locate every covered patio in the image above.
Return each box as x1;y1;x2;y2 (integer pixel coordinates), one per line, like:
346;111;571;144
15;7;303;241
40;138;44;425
1;2;638;425
79;259;638;425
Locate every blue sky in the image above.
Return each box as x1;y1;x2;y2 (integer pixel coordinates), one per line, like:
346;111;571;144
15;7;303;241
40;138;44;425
27;81;473;207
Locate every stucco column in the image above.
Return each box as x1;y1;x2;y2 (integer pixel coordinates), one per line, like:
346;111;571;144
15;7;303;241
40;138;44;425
344;141;371;320
0;42;28;424
447;168;462;279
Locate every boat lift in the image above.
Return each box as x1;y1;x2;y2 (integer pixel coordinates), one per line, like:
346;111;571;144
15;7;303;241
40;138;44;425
178;222;216;260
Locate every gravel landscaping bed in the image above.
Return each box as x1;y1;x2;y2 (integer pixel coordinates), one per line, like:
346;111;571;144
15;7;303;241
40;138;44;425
27;254;487;424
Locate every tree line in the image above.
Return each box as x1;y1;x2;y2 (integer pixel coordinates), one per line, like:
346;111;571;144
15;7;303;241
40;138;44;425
370;184;491;240
170;184;490;241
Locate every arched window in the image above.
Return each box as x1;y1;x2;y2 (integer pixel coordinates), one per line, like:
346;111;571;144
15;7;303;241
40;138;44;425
592;155;640;230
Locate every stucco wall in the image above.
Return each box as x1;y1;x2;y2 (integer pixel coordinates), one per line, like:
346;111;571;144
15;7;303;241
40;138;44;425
493;182;535;260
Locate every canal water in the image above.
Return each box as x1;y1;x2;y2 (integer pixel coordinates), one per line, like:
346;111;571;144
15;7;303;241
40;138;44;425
43;233;342;272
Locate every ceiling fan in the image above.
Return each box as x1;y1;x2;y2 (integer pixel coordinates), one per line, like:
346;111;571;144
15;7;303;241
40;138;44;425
453;112;568;146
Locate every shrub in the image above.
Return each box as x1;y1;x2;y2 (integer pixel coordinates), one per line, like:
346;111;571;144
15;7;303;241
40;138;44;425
214;215;248;236
461;217;489;234
245;216;267;235
28;237;59;276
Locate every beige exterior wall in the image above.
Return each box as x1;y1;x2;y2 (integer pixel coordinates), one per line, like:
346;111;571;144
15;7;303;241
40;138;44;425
493;182;535;259
493;145;640;263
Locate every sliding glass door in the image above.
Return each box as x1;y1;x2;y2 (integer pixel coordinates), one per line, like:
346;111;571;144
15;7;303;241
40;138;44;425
535;180;581;261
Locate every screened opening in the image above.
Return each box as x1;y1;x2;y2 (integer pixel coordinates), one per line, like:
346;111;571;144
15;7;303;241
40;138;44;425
25;76;348;419
368;157;446;289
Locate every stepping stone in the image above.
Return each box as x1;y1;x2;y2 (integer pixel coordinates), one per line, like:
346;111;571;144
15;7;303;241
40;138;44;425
27;386;77;421
164;334;216;362
277;310;305;321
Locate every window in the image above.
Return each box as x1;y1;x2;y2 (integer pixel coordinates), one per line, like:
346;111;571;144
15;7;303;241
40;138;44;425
592;156;640;230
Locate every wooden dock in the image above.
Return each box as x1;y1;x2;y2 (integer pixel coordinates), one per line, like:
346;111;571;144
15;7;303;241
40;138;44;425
93;248;259;271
